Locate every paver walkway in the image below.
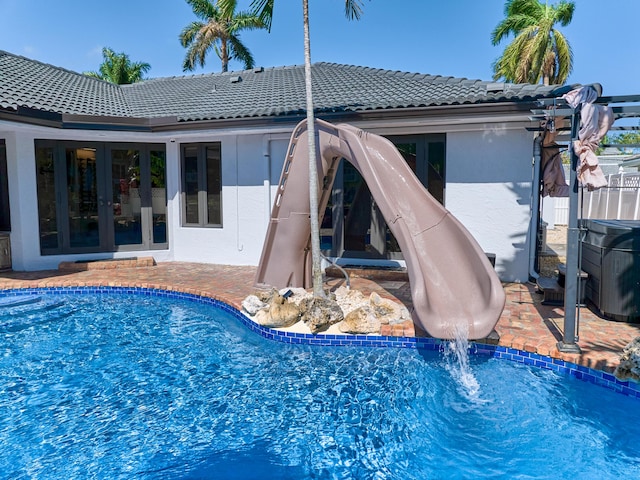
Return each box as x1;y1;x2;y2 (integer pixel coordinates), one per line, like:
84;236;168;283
1;262;637;374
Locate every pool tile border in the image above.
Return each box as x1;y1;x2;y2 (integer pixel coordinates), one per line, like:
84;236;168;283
3;286;638;400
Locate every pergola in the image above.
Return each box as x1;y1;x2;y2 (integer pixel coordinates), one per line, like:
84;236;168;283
531;90;640;353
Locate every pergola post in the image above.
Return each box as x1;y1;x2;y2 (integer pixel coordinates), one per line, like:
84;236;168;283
557;109;582;353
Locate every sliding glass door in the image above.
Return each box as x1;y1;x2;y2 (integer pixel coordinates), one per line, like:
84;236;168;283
35;141;167;255
323;134;445;260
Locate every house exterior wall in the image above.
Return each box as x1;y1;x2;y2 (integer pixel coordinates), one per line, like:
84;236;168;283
445;127;534;282
0;118;536;282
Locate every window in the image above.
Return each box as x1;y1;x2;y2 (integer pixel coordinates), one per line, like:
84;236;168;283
181;143;222;227
0;140;10;231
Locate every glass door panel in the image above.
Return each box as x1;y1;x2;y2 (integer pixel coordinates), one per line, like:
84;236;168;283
150;150;167;244
111;149;142;246
385;143;420;255
66;148;99;248
183;146;199;224
342;162;385;258
35;146;58;250
334;135;445;260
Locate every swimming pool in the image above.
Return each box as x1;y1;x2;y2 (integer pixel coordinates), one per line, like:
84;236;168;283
1;289;639;479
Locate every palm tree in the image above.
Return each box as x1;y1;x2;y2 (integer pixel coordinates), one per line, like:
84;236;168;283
84;47;150;85
491;0;574;85
251;0;366;298
180;0;266;73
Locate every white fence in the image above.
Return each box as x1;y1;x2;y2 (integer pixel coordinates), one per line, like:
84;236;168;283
551;173;640;225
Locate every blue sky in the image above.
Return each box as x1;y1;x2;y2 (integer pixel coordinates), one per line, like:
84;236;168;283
1;0;638;96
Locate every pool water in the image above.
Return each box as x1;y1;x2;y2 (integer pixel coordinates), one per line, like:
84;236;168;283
1;292;639;479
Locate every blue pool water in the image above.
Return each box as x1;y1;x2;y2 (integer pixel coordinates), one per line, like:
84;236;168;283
1;292;639;479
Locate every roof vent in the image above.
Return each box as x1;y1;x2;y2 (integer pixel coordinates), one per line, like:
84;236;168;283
230;75;242;83
486;82;505;93
253;67;264;73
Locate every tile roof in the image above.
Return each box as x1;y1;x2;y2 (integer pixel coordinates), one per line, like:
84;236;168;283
1;50;561;124
0;51;132;117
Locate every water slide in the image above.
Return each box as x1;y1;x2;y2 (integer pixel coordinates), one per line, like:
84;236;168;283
255;119;505;339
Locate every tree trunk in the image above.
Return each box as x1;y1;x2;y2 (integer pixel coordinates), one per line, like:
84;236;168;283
221;41;229;73
302;0;324;298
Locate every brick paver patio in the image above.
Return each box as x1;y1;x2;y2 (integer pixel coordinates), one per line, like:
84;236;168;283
1;262;637;374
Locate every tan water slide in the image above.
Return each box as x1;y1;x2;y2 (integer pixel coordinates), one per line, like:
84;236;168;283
255;119;505;339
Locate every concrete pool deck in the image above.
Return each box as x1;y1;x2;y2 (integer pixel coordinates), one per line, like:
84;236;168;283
0;261;637;374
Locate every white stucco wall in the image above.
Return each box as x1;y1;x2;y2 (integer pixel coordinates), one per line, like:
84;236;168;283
445;127;535;282
0;118;536;282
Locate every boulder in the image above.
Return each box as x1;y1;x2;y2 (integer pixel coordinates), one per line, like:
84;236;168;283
615;337;640;382
280;287;312;307
301;296;344;334
334;286;368;317
369;292;406;325
268;293;302;328
340;306;381;334
253;308;273;327
241;295;267;316
255;287;279;304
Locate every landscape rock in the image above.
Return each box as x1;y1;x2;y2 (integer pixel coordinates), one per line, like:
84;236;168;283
241;295;267;316
614;337;640;382
268;293;302;328
301;296;344;334
340;306;381;334
279;287;312;307
334;286;368;317
369;292;407;325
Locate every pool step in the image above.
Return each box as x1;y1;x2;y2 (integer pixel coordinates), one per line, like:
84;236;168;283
0;295;42;308
0;295;67;333
58;256;156;272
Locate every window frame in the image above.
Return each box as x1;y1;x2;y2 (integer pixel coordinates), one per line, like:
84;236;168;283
0;140;10;231
180;142;223;228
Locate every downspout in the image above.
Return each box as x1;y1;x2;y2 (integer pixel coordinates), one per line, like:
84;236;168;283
528;134;542;283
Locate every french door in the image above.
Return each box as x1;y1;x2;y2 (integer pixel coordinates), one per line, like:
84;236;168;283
322;134;445;260
35;141;167;255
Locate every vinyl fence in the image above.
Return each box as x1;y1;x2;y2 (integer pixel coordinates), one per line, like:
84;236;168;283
553;173;640;225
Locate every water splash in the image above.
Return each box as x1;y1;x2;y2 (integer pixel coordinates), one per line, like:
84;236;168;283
442;323;482;400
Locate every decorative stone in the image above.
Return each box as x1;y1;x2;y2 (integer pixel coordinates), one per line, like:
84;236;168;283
255;288;279;304
241;295;267;316
253;308;273;326
280;287;312;307
301;296;344;334
334;286;368;316
614;337;640;382
369;292;405;325
267;293;302;328
340;306;381;334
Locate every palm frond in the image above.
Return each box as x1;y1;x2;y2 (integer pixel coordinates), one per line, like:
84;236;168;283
250;0;273;32
228;35;255;70
345;0;365;20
